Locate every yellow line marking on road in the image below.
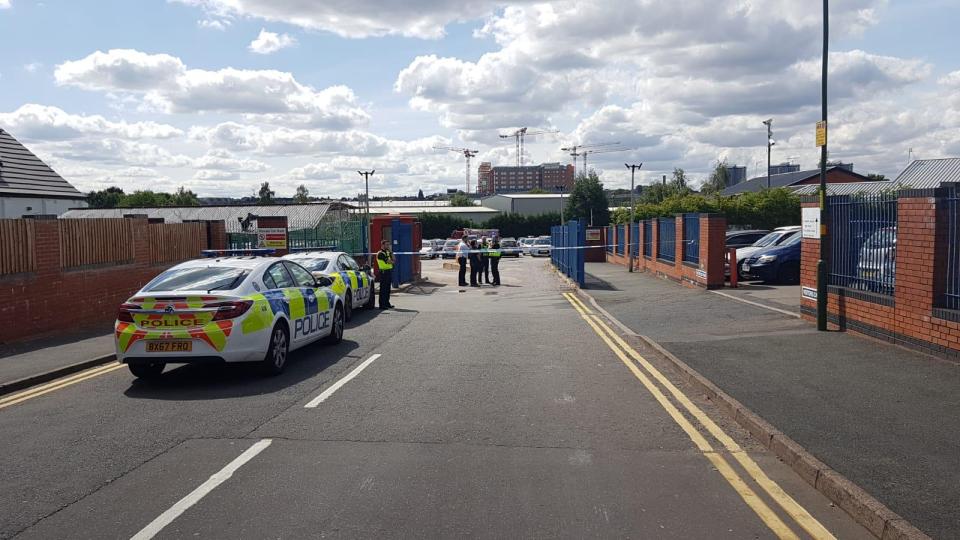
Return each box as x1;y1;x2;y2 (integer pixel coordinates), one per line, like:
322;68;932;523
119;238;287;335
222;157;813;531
564;292;836;540
0;362;126;411
562;292;799;540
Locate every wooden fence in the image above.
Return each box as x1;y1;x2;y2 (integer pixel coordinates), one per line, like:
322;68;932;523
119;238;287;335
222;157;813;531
147;222;205;264
0;219;36;275
59;218;135;269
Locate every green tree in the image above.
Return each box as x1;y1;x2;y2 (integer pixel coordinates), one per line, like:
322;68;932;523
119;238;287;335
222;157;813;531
417;189;425;200
119;190;171;208
867;173;887;181
701;160;729;195
86;187;125;208
169;186;199;206
565;171;610;226
294;184;310;204
417;213;473;238
258;182;275;204
639;182;672;204
448;192;475;207
669;167;693;197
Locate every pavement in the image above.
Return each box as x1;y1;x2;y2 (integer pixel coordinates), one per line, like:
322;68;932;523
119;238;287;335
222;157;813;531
0;256;872;539
584;261;960;539
0;332;114;391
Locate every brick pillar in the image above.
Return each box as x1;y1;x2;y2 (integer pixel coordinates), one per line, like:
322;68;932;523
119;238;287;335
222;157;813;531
800;200;820;320
22;218;61;342
700;214;726;289
651;218;659;264
129;217;151;267
637;220;646;271
674;214;684;273
893;193;939;334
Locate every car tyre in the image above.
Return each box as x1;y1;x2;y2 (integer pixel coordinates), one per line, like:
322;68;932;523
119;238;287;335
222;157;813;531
364;283;376;309
325;303;344;344
343;290;353;321
261;323;289;376
129;362;164;380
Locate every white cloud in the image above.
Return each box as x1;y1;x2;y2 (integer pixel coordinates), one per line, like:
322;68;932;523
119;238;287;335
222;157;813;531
0;104;183;140
248;28;296;54
43;138;193;168
192;149;269;172
55;49;369;129
194;169;239;180
0;0;10;9
23;62;42;73
189;122;389;156
286;163;339;180
198;18;231;30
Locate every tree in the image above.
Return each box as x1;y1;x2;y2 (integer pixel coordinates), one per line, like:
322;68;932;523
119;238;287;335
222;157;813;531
701;160;729;195
119;190;171;208
294;184;310;204
169;186;199;206
87;187;125;208
526;187;548;194
449;192;475;207
669;167;692;196
867;173;887;181
639;182;673;204
258;182;275;204
417;189;425;200
565;171;610;226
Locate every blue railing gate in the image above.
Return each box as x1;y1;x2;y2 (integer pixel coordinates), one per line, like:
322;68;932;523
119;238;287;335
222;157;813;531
551;219;586;287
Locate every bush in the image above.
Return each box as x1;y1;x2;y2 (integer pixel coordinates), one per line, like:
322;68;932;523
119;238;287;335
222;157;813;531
612;188;800;230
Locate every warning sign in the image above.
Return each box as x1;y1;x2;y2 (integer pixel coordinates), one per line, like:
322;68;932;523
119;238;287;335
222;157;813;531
257;227;287;249
815;121;827;147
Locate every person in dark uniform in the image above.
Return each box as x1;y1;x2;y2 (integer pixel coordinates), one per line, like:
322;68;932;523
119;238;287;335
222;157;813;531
468;239;482;287
456;236;469;286
376;239;394;309
480;236;491;284
489;237;502;286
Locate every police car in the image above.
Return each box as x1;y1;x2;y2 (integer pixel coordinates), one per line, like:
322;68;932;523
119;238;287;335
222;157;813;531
282;251;374;321
115;257;345;379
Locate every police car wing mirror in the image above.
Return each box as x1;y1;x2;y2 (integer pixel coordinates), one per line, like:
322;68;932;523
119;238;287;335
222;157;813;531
315;276;333;288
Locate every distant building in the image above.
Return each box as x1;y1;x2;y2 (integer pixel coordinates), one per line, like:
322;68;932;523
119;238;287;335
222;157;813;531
724;165;747;187
721;166;874;196
479;163;575;195
792;158;960;195
769;162;800;175
481;193;569;217
0;128;87;218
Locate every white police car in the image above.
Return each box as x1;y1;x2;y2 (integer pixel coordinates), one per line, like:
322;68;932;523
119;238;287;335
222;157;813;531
116;257;344;379
283;251;374;321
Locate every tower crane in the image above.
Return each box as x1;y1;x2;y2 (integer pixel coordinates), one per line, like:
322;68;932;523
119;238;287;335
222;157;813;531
560;142;621;176
581;146;629;173
499;127;559;167
433;146;479;193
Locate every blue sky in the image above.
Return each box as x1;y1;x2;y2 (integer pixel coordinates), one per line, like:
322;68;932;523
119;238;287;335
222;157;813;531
1;0;958;198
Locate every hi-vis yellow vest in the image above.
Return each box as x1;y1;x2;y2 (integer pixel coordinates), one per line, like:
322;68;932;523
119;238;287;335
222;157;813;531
377;250;394;270
489;246;502;257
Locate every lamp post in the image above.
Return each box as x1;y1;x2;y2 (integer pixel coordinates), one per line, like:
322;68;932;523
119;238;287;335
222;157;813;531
625;163;643;272
816;0;830;331
762;119;774;188
358;170;375;263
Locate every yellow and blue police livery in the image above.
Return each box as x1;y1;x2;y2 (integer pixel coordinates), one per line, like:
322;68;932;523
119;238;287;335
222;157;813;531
115;257;344;380
282;251;374;321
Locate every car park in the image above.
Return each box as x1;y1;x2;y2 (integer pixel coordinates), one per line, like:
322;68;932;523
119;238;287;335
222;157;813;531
529;236;552;257
116;257;344;379
441;239;460;258
726;229;770;250
283;251;375;320
419;241;439;259
499;238;522;257
857;227;897;292
740;233;802;284
519;237;536;255
732;226;801;279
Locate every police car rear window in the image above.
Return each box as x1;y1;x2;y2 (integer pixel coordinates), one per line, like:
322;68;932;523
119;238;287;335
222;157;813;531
142;267;249;292
297;259;329;272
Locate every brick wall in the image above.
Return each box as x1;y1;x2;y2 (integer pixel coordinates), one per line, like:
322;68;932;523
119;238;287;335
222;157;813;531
606;214;726;289
0;217;223;345
800;191;960;359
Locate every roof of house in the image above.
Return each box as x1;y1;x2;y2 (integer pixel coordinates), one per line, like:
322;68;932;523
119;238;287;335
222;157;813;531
60;203;350;233
720;166;869;196
0;128;84;199
892;158;960;189
791;182;897;196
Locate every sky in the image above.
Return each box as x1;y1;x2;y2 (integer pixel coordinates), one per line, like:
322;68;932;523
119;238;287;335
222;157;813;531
1;0;959;199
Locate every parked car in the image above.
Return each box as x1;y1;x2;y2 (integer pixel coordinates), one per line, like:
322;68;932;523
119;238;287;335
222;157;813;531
499;238;521;257
519;237;536;255
740;233;802;284
732;226;801;279
283;250;375;320
726;229;770;250
441;239;460;259
419;242;439;259
856;227;897;292
529;236;552;257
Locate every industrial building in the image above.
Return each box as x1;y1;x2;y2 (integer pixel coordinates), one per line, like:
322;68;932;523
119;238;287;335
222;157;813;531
721;166;873;196
477;162;574;195
481;193;570;217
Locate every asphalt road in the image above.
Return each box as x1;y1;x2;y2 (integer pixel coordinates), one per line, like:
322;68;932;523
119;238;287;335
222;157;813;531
1;256;870;539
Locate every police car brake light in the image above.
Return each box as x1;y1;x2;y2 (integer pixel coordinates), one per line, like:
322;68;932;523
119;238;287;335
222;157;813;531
117;303;137;323
208;300;253;320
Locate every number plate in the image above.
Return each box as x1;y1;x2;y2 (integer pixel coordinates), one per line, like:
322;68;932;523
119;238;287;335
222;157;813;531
742;264;751;272
146;341;193;353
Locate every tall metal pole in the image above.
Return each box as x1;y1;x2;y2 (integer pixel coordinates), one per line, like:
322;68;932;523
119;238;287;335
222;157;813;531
763;119;773;188
358;170;375;262
816;0;830;331
626;163;642;273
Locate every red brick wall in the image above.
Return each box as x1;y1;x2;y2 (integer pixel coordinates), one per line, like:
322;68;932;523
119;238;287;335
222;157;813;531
792;169;872;185
0;217;220;345
800;194;960;358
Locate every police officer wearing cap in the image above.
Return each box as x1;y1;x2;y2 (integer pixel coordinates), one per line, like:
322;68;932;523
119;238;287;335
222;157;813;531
376;239;395;309
489;237;502;286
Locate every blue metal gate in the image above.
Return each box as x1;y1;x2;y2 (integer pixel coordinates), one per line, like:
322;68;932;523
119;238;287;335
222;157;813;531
551;219;585;287
391;218;413;287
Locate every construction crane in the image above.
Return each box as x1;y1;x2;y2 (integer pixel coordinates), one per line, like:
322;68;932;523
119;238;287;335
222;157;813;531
581;146;629;173
561;142;621;176
499;127;559;167
433;146;479;193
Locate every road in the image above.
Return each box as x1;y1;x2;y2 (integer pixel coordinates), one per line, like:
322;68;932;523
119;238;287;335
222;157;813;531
0;256;871;539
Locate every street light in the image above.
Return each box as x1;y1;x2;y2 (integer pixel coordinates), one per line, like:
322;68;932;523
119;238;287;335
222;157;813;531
816;0;830;331
357;170;375;263
625;163;643;273
762;119;774;188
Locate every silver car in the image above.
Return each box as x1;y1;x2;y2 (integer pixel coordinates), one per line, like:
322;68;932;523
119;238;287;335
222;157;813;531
857;227;896;292
529;236;552;257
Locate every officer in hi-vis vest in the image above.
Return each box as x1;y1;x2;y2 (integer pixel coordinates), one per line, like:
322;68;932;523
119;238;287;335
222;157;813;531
376;240;395;310
489;237;502;286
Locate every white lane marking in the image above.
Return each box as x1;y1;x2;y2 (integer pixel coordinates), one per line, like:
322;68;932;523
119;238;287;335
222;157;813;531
304;353;382;408
709;290;801;319
130;439;272;540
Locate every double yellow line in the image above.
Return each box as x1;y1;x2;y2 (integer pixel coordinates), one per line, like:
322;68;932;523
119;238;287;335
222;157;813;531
0;362;126;411
562;292;834;540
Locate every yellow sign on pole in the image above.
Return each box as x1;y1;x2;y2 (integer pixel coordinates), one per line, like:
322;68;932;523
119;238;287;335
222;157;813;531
815;121;827;147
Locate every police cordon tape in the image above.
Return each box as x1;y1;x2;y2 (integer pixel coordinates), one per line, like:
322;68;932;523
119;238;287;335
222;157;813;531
341;241;698;257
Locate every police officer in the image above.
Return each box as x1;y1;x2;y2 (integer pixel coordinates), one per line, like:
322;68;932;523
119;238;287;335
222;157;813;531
480;236;491;284
376;239;395;309
489;237;502;286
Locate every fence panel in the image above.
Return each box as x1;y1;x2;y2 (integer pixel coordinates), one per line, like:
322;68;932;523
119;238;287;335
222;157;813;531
616;225;625;255
828;193;898;295
606;226;614;253
59;219;134;269
551;220;584;287
683;214;700;265
147;222;205;264
943;187;960;310
643;220;652;259
657;218;676;263
630;223;639;257
0;219;36;275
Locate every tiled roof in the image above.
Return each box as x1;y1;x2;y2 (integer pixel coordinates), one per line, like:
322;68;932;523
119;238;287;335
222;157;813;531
0;128;83;199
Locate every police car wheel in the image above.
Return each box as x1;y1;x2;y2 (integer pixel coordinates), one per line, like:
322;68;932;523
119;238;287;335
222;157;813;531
261;323;289;376
344;290;353;321
325;304;344;344
364;284;375;309
129;362;164;380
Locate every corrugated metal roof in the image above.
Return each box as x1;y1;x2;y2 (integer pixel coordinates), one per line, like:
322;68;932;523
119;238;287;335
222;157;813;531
60;203;349;233
892;158;960;189
721;166;870;196
791;182;899;196
0;128;84;199
485;193;569;199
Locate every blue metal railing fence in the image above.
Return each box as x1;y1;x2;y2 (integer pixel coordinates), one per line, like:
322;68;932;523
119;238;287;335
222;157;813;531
657;218;676;263
606;225;614;253
642;220;652;259
616;225;625;255
943;187;960;310
630;223;639;257
551;219;585;287
683;214;700;265
828;193;898;295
